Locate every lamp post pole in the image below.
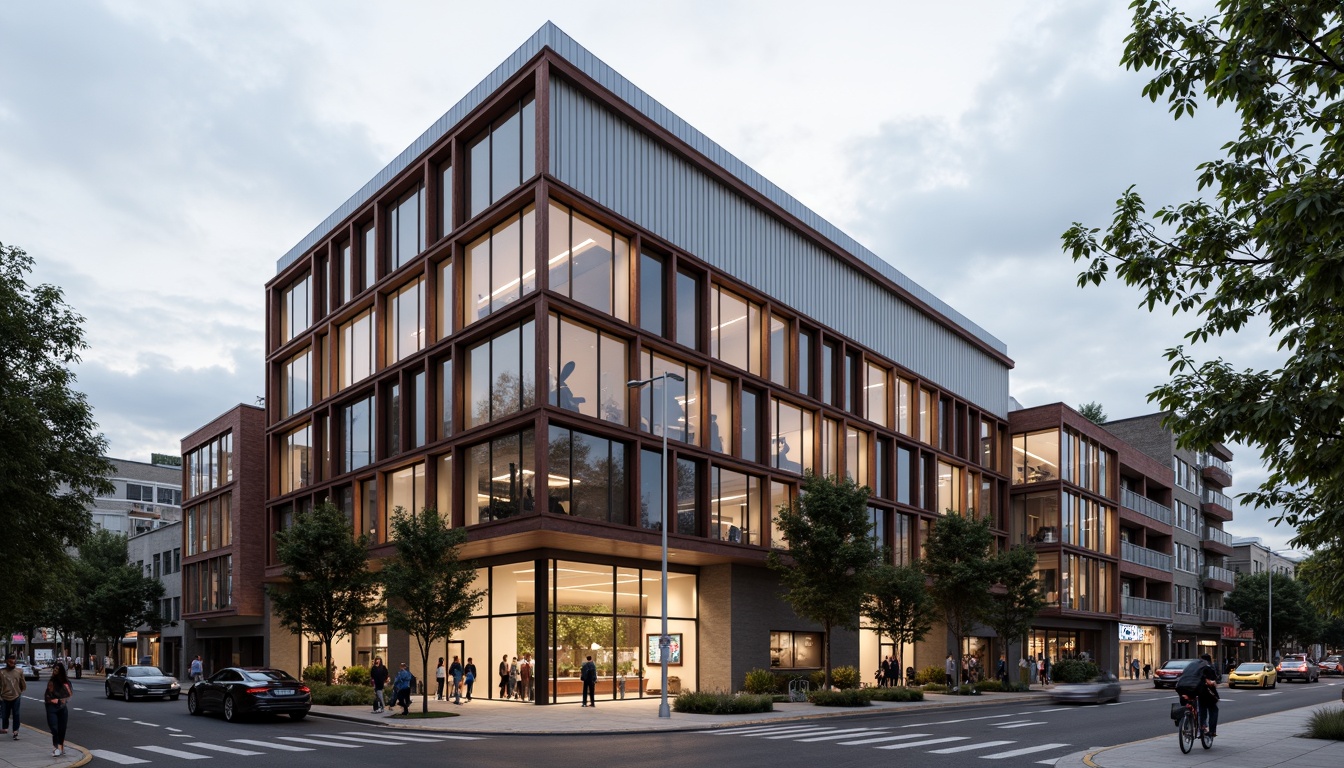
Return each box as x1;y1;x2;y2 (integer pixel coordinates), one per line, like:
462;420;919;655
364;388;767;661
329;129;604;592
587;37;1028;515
1267;567;1273;663
628;371;684;719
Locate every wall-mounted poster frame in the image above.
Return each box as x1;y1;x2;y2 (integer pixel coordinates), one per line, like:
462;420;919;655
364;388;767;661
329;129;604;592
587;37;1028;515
646;633;682;666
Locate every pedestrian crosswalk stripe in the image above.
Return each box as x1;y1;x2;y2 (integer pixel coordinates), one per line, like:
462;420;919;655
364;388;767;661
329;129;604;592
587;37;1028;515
876;737;969;750
356;731;486;741
711;725;830;736
836;733;933;746
229;739;314;752
930;740;1016;754
761;728;848;739
183;743;265;756
134;745;211;759
276;737;361;748
90;750;150;764
795;729;891;742
980;742;1072;759
319;735;408;745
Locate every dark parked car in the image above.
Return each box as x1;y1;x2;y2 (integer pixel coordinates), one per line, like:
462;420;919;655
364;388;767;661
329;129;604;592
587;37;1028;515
1153;659;1195;688
187;667;311;722
1276;658;1320;683
105;665;181;701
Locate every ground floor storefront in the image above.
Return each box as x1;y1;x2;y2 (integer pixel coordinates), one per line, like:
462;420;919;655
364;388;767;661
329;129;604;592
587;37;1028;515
1118;622;1163;678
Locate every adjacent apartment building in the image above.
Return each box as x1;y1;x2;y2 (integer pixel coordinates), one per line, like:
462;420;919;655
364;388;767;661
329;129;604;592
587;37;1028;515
261;22;1015;702
88;457;184;536
126;521;183;675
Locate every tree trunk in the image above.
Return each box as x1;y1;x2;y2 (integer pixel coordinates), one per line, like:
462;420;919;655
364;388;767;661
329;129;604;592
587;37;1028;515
824;620;833;690
420;636;431;714
325;639;334;687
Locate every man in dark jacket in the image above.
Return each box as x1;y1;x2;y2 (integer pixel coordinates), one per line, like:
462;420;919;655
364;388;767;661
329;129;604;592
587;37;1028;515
370;658;389;713
580;655;597;707
1175;654;1220;737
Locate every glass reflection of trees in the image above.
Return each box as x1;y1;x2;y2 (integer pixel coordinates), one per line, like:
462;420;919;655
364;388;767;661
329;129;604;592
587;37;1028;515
548;426;627;523
466;320;536;428
548;314;626;425
465;429;535;524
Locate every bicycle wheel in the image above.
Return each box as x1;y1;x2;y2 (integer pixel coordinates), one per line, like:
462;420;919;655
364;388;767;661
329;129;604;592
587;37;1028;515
1201;724;1214;750
1178;711;1195;753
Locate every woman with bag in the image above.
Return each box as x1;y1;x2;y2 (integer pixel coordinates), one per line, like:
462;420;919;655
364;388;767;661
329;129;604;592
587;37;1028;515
44;663;72;757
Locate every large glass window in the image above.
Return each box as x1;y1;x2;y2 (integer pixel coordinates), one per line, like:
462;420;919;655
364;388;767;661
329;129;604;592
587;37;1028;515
438;359;453;439
769;481;794;550
769;314;788;387
549;203;630;321
1012;429;1061;484
896;445;912;506
639;449;664;530
547;426;627;523
771;398;813;475
386;381;401;456
675;269;699;349
549;314;627;425
387;183;425;272
980;418;995;469
639;252;664;336
846;352;861;413
466;320;536;428
337;240;355;305
866;362;888;428
386;277;425;364
797;329;813;398
896;377;913;436
675;457;699;535
338;308;375;391
740;387;760;463
411;370;426;448
281;349;311;418
822;341;837;406
709;285;761;374
465;205;536;323
439;162;453;237
386;463;426;523
342;394;375;473
638;351;699;445
467;95;536;217
847;427;870;487
709;377;732;454
892;512;911;565
437;258;454;340
711;467;760;545
918;388;934;444
868;506;887;551
362;223;377;290
280;424;311;494
280;274;311;345
820;417;840;477
435;453;452;527
464;429;535;524
937;461;961;513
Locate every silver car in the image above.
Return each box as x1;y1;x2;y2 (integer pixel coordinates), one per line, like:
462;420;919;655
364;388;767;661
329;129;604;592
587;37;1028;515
105;665;181;701
1050;672;1122;704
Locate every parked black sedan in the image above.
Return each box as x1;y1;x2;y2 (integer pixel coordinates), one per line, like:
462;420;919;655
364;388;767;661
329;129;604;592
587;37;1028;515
187;667;311;722
105;665;181;701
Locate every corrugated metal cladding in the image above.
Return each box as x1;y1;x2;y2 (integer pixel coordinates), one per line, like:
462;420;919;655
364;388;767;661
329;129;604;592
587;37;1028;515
550;79;1010;416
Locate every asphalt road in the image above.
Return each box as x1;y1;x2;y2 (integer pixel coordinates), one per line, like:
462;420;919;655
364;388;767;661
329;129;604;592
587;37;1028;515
42;676;1344;767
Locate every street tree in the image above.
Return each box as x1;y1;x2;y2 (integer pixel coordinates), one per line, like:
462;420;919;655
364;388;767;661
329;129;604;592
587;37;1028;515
269;501;379;686
1225;571;1310;658
1062;2;1344;598
0;242;114;627
921;512;996;689
76;530;165;655
861;564;936;684
1077;402;1107;425
767;472;881;689
381;506;485;713
981;545;1047;685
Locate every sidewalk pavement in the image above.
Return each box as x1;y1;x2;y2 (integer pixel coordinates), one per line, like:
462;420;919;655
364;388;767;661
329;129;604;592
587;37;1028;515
0;725;90;768
1059;702;1344;768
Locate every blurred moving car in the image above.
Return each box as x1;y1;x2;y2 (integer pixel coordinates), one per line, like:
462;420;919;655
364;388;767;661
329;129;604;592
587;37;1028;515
105;665;181;701
1153;659;1195;689
1318;655;1342;676
1227;662;1277;688
1276;658;1320;683
187;667;311;722
16;663;40;682
1051;671;1121;704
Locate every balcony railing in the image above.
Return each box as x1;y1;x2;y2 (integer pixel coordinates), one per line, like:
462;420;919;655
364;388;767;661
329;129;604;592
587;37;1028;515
1202;488;1233;510
1199;452;1231;474
1203;607;1238;625
1121;487;1174;526
1204;564;1236;584
1121;541;1173;572
1122;595;1173;620
1203;526;1234;547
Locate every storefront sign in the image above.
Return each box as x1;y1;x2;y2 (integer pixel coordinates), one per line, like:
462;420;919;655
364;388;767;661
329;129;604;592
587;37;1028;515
1118;624;1143;642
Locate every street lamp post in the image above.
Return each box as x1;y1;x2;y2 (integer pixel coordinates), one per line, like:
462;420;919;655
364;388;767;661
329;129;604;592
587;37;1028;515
1267;567;1273;663
628;371;684;719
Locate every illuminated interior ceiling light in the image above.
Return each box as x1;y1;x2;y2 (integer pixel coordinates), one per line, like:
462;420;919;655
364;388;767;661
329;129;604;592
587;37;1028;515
473;238;598;307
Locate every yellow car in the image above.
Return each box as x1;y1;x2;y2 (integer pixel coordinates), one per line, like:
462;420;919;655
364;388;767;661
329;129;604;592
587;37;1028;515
1228;662;1277;688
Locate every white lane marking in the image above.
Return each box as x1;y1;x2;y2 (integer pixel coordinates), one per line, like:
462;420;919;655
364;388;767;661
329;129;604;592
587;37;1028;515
1258;692;1282;696
276;737;361;748
980;743;1073;759
184;743;265;756
317;735;408;745
369;732;486;741
836;733;931;745
133;721;159;727
762;728;848;739
89;750;150;764
118;717;132;720
902;713;1014;727
1035;707;1069;713
135;745;212;759
708;725;832;736
998;722;1047;729
86;710;106;716
165;727;182;732
229;739;314;752
796;729;891;742
1036;760;1059;766
991;720;1034;726
931;740;1017;754
877;737;970;750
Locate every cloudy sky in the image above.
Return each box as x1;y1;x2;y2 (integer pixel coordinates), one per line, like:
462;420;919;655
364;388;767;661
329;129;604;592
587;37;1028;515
1;1;1297;551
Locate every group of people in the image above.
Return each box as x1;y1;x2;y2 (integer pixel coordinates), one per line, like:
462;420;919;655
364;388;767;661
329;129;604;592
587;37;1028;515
1126;657;1154;679
496;653;534;701
433;655;481;704
1;654;72;757
873;656;910;687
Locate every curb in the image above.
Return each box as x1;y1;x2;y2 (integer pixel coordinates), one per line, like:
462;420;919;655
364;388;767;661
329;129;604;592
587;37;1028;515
14;723;92;768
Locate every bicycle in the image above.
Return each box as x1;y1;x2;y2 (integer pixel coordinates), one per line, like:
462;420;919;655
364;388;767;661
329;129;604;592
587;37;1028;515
1177;692;1214;753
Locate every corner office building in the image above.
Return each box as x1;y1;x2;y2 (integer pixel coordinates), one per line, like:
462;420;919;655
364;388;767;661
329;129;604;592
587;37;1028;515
263;23;1014;702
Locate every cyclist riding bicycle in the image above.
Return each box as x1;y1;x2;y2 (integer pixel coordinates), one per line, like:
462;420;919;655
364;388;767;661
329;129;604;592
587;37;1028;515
1174;653;1220;737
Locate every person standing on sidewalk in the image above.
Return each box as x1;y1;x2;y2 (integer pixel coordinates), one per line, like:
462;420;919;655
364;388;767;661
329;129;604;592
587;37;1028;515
370;657;389;713
44;663;72;757
463;658;477;701
435;657;446;700
448;656;464;705
519;653;533;701
580;655;597;707
498;655;510;699
1;654;25;739
944;654;955;687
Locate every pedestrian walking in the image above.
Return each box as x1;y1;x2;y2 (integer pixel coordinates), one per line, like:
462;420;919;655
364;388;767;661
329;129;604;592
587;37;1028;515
944;654;955;687
370;657;389;713
519;653;533;701
435;657;446;700
189;655;203;684
580;655;597;707
1130;657;1140;680
1143;662;1152;679
463;658;477;701
43;663;72;757
392;663;413;715
448;656;464;704
1;654;25;739
996;654;1008;684
509;657;521;699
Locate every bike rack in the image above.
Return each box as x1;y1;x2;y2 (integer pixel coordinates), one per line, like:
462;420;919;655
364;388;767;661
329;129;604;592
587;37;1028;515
788;678;810;702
